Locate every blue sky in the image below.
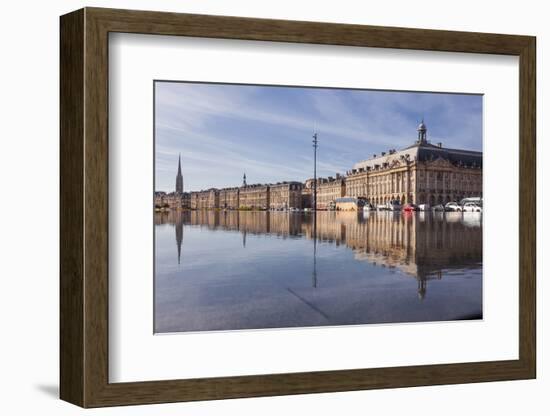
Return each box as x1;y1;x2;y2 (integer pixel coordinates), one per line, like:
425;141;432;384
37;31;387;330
155;81;482;192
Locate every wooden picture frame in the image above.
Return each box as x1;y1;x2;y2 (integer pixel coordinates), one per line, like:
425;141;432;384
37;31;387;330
60;7;536;408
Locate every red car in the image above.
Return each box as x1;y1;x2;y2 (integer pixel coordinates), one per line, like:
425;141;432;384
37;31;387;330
402;203;418;212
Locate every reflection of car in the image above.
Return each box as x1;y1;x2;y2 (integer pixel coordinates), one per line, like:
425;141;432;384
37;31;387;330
462;202;482;212
418;203;431;211
462;213;482;227
432;204;445;212
402;203;418;212
445;202;462;212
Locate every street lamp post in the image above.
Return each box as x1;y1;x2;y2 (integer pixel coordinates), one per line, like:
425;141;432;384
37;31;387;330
312;132;318;211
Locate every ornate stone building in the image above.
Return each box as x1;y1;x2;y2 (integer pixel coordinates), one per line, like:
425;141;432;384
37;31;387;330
346;121;482;206
239;184;270;210
269;182;303;210
316;175;346;210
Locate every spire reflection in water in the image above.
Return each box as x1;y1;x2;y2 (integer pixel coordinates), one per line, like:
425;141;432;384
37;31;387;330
154;210;482;333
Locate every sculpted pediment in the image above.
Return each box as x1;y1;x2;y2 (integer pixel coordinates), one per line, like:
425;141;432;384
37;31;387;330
426;156;453;169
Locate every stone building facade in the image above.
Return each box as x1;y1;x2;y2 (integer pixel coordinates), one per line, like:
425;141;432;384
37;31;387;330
269;182;303;210
316;176;346;210
158;121;481;212
154;191;190;210
219;187;240;210
300;179;315;209
239;184;270;210
195;189;219;210
346;122;482;206
178;192;191;209
190;192;198;210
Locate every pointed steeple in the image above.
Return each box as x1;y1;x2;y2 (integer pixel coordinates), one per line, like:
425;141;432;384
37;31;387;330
175;153;184;193
242;172;247;187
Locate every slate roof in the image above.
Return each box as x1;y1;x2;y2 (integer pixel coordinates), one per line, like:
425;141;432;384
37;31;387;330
353;141;482;171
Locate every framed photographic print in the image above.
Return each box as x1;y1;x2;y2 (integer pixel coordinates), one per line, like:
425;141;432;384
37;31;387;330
60;7;536;408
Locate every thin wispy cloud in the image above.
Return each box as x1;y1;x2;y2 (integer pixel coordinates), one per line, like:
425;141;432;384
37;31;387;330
155;82;482;192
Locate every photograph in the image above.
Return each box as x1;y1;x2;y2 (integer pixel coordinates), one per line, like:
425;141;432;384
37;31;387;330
153;81;483;334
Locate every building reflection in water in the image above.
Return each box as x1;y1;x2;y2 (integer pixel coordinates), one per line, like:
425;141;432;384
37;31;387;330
155;210;482;300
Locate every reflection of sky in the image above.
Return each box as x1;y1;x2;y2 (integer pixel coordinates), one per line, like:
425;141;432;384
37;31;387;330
154;212;482;333
155;82;482;192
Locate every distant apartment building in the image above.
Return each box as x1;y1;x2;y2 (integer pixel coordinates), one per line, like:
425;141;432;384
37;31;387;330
196;189;219;209
240;184;270;210
154;191;190;210
190;192;199;210
219;187;240;210
316;175;346;210
269;182;303;210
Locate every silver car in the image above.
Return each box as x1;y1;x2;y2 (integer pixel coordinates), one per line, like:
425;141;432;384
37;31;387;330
462;202;482;212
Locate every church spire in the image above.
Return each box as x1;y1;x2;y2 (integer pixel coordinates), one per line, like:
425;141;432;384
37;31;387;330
242;172;247;187
175;153;183;193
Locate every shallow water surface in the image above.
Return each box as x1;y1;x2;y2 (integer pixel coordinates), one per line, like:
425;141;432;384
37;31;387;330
154;210;482;333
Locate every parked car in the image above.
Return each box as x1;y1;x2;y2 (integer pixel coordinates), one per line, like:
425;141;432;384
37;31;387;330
444;202;462;212
363;202;375;211
432;204;445;212
418;203;431;211
460;197;482;207
386;199;402;211
462;202;482;212
402;203;418;212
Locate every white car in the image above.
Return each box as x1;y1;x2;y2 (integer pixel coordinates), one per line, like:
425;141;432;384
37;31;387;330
418;203;431;211
444;202;462;212
462;202;482;212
